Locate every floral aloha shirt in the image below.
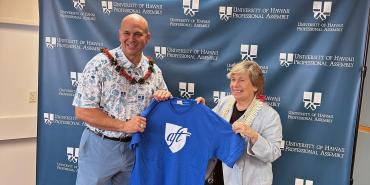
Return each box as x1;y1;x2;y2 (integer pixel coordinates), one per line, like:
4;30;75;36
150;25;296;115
73;46;168;138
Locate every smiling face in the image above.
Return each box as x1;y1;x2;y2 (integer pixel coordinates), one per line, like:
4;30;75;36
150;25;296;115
229;72;258;102
119;14;151;64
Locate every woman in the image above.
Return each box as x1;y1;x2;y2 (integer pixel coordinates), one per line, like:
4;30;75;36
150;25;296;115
200;60;283;185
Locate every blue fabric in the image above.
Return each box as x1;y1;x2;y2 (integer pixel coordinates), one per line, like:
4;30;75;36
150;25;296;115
129;98;245;185
76;128;135;185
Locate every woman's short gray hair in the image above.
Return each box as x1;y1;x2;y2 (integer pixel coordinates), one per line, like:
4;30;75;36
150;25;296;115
227;60;264;96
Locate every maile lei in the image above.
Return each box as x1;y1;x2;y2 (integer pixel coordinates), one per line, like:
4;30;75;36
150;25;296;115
100;48;155;84
222;95;265;137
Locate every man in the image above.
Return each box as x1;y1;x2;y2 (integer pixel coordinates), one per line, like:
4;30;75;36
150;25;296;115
73;13;171;185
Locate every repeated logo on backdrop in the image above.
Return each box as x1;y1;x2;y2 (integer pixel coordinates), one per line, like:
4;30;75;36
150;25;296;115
44;113;54;125
281;139;345;159
213;91;230;104
57;71;82;97
313;1;332;21
57;147;79;173
218;5;290;21
179;82;195;98
240;44;258;61
183;0;199;17
101;1;113;15
60;0;96;21
70;72;82;87
295;178;314;185
154;46;219;61
169;1;211;28
73;0;85;10
67;147;79;163
288;91;334;124
44;36;103;51
303;92;322;111
43;112;85;126
100;0;163;15
279;52;355;69
297;1;344;32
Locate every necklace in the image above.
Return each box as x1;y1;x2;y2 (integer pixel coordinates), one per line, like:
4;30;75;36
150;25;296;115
222;96;263;137
100;48;155;84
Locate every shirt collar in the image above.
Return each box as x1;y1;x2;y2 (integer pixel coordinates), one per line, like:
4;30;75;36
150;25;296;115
115;47;148;70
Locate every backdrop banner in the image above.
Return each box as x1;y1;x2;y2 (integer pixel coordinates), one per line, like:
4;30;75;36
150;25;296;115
37;0;370;185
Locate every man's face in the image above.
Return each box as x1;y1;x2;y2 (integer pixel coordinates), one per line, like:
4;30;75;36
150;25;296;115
119;18;151;59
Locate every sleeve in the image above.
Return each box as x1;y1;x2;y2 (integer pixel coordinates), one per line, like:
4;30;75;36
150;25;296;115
153;65;168;91
130;99;159;150
247;108;283;163
209;108;246;167
72;55;103;108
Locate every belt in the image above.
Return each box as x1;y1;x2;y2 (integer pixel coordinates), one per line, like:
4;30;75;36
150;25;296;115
88;128;132;142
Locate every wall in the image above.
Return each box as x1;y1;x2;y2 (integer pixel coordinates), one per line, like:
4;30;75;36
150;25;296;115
0;0;38;184
0;0;369;185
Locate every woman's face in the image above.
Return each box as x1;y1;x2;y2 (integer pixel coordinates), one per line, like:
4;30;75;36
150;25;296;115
229;72;257;102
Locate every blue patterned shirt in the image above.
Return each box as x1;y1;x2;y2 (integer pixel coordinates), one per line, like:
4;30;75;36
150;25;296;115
73;46;168;138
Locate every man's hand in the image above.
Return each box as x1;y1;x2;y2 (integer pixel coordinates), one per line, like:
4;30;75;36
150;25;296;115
121;116;147;133
153;90;172;101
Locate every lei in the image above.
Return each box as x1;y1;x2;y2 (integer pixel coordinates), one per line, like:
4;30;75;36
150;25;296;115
100;48;155;84
222;96;264;137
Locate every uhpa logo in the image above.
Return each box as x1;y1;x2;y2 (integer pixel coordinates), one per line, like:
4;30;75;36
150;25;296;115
73;0;86;10
213;91;229;104
179;82;195;98
183;0;199;17
45;37;57;49
67;147;79;163
44;113;55;125
165;123;191;153
219;6;233;21
313;1;332;21
303;91;322;111
70;72;82;87
102;1;113;15
280;53;294;67
241;44;258;61
155;46;167;59
295;178;313;185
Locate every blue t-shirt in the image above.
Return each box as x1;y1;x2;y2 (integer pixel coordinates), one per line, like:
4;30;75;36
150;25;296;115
129;98;246;185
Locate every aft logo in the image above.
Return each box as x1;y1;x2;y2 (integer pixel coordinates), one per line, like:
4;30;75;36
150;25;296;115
45;37;57;49
102;1;113;15
295;178;313;185
70;72;82;87
219;6;233;21
67;147;79;163
73;0;86;10
303;91;322;111
183;0;199;17
155;46;167;59
44;113;55;125
241;44;258;61
213;91;230;104
165;123;191;153
179;82;195;98
280;52;294;67
313;1;332;21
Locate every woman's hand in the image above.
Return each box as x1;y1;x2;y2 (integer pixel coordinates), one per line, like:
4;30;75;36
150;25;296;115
195;97;206;104
232;122;259;144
